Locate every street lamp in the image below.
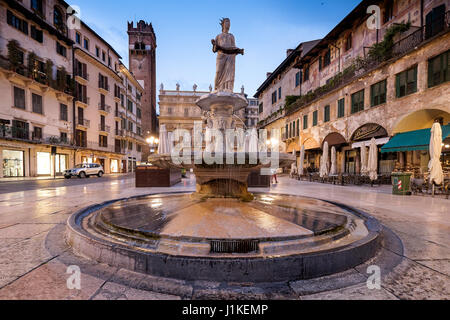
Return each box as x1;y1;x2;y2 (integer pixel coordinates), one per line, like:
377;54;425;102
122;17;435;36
146;135;159;154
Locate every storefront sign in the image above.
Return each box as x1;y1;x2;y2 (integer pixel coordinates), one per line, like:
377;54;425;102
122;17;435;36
352;123;387;142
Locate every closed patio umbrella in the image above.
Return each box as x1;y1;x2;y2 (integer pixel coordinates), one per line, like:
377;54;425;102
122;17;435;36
429;122;444;194
320;142;329;178
291;149;297;176
158;125;169;154
248;128;259;153
368;137;378;182
330;146;337;175
360;145;368;176
299;145;305;176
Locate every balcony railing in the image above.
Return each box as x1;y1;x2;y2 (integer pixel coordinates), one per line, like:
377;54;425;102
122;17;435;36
98;124;110;133
75;70;89;81
98;104;111;113
76;118;90;128
98;81;110;91
276;20;450;121
1;125;72;146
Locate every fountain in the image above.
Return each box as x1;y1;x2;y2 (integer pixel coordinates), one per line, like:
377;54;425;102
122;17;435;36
66;19;382;284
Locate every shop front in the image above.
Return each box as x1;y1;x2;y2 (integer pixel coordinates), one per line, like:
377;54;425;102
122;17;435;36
381;124;450;178
349;123;391;175
2;149;25;177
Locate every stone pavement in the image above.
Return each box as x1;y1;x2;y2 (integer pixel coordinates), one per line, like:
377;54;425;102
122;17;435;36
0;175;448;300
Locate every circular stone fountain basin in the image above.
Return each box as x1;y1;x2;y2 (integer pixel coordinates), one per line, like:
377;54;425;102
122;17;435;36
66;193;382;283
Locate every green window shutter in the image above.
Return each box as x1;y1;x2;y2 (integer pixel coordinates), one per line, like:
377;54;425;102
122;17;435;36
396;74;400;98
413;66;418;92
428;58;434;88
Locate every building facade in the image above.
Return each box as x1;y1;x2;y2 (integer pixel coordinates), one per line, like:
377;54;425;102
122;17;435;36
257;0;450;176
0;0;145;178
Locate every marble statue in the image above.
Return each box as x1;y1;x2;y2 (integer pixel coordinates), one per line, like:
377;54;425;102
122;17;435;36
193;84;198;92
176;83;180;91
211;18;244;92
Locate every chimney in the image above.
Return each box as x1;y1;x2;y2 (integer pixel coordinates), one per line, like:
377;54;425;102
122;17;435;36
286;49;294;57
266;72;272;78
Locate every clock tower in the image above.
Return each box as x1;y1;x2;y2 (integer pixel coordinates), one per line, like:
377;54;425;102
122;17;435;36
127;20;157;157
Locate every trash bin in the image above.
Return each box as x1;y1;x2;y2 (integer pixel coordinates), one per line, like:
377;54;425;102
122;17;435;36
391;172;412;196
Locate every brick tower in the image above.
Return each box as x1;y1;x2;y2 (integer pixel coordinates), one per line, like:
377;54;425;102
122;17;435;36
127;21;157;158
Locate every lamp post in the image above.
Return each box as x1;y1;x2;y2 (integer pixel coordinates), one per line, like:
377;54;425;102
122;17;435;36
146;136;160;155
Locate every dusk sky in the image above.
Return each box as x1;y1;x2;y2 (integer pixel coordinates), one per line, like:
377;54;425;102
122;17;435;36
74;0;361;100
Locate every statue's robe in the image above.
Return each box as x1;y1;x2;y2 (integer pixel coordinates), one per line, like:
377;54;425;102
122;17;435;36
214;32;236;92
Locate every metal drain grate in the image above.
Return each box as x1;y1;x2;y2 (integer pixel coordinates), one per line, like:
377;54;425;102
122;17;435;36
210;240;260;254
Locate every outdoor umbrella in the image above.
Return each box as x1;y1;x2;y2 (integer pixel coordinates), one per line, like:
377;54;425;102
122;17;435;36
291;149;298;176
299;145;305;176
330;146;337;175
320;142;329;178
158;125;169;154
429;122;444;193
360;145;368;176
368;137;378;182
248;128;259;153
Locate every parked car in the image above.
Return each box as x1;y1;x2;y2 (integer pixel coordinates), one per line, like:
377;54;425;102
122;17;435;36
64;163;104;179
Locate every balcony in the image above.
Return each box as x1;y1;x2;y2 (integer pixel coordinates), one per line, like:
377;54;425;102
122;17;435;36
98;81;110;92
98;104;111;113
76;118;90;128
280;18;450;119
76;96;90;106
98;124;111;133
115;129;124;136
75;70;89;81
1;125;73;146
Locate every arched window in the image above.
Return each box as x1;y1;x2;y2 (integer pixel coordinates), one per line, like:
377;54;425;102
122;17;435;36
54;6;64;28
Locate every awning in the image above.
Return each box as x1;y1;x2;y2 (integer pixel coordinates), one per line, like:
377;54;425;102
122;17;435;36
381;124;450;153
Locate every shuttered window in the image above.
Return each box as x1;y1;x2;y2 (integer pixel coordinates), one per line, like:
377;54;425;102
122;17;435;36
14;87;26;109
351;90;364;114
371;80;387;106
396;66;417;98
428;50;449;88
324;105;330;123
337;98;345;118
32;93;43;114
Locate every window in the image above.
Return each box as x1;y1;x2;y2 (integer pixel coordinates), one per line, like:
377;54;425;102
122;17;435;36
31;0;43;15
396;66;417;98
295;71;301;87
428;50;449;88
351;90;364;114
313;111;318;126
128;141;133;150
345;33;352;51
60;132;68;143
102;51;106;62
425;4;446;40
127;99;133;113
324;105;330;123
31;26;43;43
108;56;111;67
96;46;100;58
303;115;308;130
371;80;387;106
337;98;345;118
54;6;64;28
128;121;133;132
292;122;296;137
137;144;142;153
259;103;263;114
137;108;142;119
323;49;331;68
7;10;28;35
32;93;43;114
60;104;68;121
98;74;109;91
33;126;42;140
84;38;89;51
14;87;25;109
383;0;394;24
278;87;282;100
184;108;189;117
75;32;81;44
99;135;108;148
56;42;67;57
272;91;277;104
304;66;310;81
296;119;300;136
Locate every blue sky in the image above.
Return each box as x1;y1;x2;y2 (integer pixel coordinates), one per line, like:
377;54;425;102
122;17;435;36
74;0;361;98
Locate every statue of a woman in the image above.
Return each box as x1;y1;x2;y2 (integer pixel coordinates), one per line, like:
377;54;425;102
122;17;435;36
211;18;244;92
